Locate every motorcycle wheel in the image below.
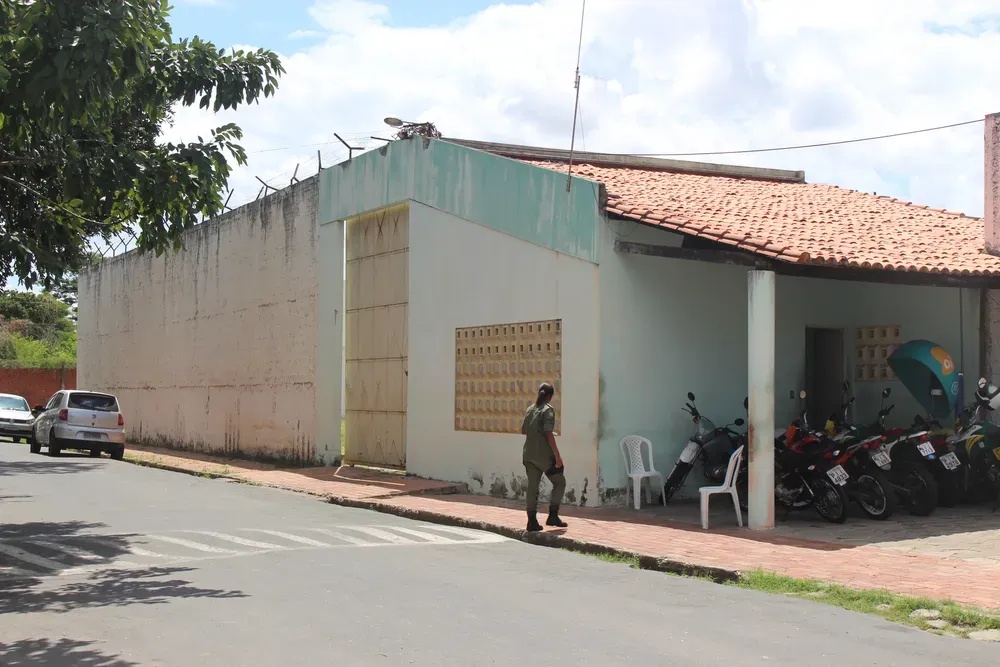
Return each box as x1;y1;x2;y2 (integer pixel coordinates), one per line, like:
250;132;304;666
809;476;849;524
896;462;939;516
855;468;896;520
662;461;694;504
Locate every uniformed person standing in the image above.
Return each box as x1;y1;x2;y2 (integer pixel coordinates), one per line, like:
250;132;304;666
520;382;568;531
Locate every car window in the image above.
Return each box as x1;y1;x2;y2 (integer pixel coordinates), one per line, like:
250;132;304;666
0;396;29;412
68;393;119;412
44;393;61;410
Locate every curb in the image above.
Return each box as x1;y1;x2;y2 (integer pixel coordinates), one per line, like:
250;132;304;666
123;453;741;583
324;495;743;583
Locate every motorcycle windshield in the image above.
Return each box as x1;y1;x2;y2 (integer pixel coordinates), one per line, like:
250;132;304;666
695;417;716;442
887;339;959;420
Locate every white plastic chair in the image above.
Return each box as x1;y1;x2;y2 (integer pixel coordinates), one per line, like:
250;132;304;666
620;436;665;510
699;445;745;530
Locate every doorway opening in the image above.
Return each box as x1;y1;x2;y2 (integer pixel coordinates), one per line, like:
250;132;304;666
805;327;846;425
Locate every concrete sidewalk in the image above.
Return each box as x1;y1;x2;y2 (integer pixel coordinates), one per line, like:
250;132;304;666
123;445;1000;611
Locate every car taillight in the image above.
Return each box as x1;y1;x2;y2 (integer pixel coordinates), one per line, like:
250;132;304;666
58;409;68;421
118;414;125;427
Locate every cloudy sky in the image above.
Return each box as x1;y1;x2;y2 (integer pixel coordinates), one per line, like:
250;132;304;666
161;0;1000;220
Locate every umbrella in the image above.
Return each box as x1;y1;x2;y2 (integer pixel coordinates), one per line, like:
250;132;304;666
887;339;959;419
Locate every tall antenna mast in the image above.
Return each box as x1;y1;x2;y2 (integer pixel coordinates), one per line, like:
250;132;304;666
565;0;587;193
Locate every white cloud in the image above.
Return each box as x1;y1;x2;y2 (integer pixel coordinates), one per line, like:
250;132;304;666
161;0;1000;217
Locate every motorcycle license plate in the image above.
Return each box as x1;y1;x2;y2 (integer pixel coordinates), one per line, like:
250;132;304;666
917;442;935;457
827;465;850;486
940;452;961;470
872;449;891;468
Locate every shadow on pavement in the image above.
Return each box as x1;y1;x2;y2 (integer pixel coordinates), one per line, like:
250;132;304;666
0;458;104;477
0;566;248;615
0;520;111;541
0;637;140;666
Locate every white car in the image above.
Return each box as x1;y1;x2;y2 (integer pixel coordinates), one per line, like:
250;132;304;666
31;390;126;459
0;393;35;443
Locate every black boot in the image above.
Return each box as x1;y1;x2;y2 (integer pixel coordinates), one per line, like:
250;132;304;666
545;505;568;528
526;511;543;532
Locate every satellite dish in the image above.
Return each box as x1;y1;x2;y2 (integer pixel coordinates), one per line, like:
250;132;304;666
384;117;404;128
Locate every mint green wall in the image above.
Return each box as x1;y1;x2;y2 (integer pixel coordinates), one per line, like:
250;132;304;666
596;220;981;503
317;138;601;263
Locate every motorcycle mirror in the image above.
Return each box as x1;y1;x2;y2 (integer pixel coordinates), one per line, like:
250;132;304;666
979;378;988;389
687;392;695;401
799;390;807;399
882;387;891;398
743;397;749;410
734;418;745;426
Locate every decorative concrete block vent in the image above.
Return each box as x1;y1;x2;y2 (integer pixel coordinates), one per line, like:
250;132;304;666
855;325;900;382
454;319;562;434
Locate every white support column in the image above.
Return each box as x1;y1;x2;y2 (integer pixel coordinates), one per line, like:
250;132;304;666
747;270;776;530
316;217;345;466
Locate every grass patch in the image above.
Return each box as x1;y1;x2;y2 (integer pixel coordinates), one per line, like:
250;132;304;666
727;570;1000;638
581;551;1000;639
592;551;640;568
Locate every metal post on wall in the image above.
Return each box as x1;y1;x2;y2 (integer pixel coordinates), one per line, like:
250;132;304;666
748;270;776;530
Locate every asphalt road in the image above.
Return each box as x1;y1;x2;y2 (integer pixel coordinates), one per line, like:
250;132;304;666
1;442;997;666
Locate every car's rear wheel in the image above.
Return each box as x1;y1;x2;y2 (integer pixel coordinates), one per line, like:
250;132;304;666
28;428;40;454
48;429;61;456
110;446;125;461
12;437;21;444
89;448;101;458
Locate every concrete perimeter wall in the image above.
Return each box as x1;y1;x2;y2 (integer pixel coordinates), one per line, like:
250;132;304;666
77;177;322;463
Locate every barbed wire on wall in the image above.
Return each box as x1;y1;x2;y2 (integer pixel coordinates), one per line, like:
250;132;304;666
85;131;383;260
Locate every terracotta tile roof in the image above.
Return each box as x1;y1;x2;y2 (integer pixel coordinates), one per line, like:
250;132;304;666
522;159;1000;276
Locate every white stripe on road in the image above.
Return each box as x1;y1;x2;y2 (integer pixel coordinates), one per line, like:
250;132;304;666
379;526;461;544
25;539;134;566
0;542;68;572
241;529;332;548
179;531;285;550
146;535;239;554
1;565;35;578
417;525;499;541
76;537;170;560
338;526;415;545
305;527;378;546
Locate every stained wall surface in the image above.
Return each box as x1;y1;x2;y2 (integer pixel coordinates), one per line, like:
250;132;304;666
77;177;332;463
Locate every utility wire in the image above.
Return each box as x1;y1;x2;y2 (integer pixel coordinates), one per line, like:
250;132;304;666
633;118;984;158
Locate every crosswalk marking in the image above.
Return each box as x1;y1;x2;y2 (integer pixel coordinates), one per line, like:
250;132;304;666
76;536;170;560
179;531;285;550
145;535;239;554
306;527;378;546
241;529;331;548
340;526;414;544
27;539;138;567
384;526;460;544
418;525;489;540
0;523;508;581
0;542;68;572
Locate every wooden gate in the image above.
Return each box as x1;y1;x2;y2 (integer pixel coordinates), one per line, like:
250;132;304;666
343;205;408;468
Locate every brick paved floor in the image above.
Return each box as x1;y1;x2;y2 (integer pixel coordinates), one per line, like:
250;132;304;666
123;445;1000;610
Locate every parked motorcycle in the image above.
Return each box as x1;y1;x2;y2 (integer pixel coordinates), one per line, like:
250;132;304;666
885;339;969;507
818;385;896;520
735;390;850;524
662;393;746;503
828;384;932;517
941;379;1000;506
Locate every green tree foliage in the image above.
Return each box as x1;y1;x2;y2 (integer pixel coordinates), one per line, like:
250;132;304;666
0;289;76;367
0;0;284;288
